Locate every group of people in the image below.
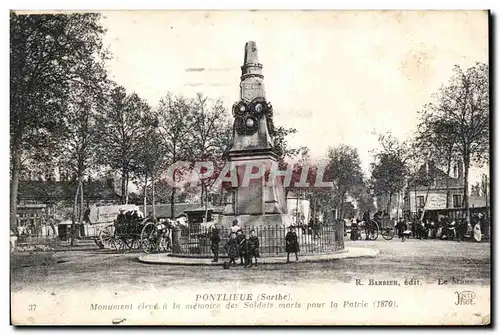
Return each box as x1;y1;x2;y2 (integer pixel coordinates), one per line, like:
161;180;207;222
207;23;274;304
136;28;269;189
403;213;488;242
349;209;488;243
209;220;301;268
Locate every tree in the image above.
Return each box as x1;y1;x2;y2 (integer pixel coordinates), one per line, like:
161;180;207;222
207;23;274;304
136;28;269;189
133;111;166;216
369;133;409;214
420;63;489;222
416;109;460;208
188;93;231;220
325;145;364;219
271;126;308;167
98;86;151;204
156;93;193;218
58;81;103;245
10;12;108;229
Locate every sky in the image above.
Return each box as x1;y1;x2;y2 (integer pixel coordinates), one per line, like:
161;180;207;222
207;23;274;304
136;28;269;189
99;10;489;184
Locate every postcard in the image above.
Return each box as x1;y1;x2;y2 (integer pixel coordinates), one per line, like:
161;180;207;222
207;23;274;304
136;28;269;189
10;10;490;325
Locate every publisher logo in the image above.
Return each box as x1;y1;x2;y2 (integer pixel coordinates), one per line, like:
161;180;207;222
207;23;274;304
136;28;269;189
454;291;476;306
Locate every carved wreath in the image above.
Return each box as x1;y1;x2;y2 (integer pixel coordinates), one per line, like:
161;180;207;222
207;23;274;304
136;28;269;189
232;97;274;136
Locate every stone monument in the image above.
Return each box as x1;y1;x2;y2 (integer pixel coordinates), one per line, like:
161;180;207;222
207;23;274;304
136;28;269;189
220;41;289;229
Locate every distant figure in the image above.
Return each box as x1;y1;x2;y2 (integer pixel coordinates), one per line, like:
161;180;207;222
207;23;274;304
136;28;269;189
230;219;241;234
224;232;239;267
247;229;260;267
396;219;407;241
285;226;300;263
210;223;220;263
10;229;17;253
473;220;482;242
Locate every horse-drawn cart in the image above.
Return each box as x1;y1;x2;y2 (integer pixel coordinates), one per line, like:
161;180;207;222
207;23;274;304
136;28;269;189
96;212;172;253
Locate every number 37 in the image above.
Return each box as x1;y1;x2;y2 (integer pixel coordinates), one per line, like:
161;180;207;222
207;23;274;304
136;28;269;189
28;304;36;311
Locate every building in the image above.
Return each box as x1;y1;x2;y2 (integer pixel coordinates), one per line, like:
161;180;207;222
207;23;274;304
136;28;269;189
405;161;463;214
404;161;489;221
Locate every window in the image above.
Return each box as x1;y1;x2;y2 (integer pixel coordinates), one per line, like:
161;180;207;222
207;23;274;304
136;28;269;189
453;195;462;208
416;196;425;209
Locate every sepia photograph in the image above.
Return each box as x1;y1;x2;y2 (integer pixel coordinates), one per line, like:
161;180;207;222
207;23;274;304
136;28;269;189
9;9;490;325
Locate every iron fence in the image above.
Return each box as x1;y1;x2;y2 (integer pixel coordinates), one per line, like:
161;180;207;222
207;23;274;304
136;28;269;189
173;222;344;257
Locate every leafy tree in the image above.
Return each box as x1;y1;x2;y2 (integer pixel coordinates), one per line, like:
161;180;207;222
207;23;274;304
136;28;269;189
369;133;409;214
98;85;151;204
133;111;166;216
325;145;364;219
10;12;108;229
58;81;104;245
156;93;193;218
419;63;489;222
188;93;231;217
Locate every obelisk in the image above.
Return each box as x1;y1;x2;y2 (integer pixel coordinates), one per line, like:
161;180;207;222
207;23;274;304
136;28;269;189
221;41;289;229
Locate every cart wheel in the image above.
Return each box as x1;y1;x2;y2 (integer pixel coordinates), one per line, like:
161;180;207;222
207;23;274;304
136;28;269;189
99;225;116;250
381;228;395;240
131;237;142;251
141;222;157;254
116;238;128;253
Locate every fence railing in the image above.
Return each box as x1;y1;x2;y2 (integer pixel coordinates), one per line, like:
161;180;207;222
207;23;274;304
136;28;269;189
173;222;344;257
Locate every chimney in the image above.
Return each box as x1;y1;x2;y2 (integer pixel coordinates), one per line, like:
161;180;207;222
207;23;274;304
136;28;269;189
457;160;463;180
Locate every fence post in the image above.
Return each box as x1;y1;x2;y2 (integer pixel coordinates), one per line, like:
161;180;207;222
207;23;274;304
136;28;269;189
172;226;182;254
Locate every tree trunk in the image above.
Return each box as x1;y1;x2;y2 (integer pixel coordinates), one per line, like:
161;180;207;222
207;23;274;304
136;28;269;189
10;147;21;231
143;174;148;216
79;180;84;224
396;191;400;221
170;187;176;219
295;190;300;223
71;179;81;246
204;184;209;224
445;152;452;208
121;168;127;204
152;174;156;218
413;186;417;216
386;192;392;214
125;170;129;205
200;180;205;206
463;155;470;223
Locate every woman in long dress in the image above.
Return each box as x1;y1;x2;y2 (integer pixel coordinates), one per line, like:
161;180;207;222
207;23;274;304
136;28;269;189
285;226;300;263
473;221;482;242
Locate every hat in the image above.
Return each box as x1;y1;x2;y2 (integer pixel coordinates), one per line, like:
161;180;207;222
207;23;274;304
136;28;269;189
119;208;125;212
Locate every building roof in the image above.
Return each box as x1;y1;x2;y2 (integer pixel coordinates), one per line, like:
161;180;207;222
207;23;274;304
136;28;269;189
145;203;223;218
413;162;463;190
18;180;121;202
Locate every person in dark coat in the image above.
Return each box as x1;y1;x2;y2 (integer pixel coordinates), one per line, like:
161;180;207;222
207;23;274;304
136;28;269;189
224;232;239;266
246;229;260;267
210;223;221;262
236;229;247;266
285;226;300;263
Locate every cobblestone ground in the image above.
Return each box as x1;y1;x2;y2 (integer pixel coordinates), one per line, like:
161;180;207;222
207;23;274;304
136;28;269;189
10;238;490;292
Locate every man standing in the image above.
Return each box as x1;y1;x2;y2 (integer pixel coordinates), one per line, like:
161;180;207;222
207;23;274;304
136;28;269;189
210;223;221;263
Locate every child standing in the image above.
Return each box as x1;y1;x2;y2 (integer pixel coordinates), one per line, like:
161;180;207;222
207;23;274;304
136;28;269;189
236;229;247;266
247;229;260;267
224;232;239;266
210;223;220;262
